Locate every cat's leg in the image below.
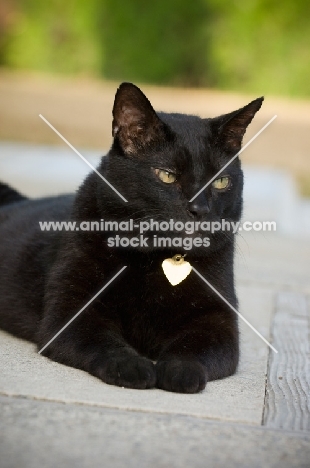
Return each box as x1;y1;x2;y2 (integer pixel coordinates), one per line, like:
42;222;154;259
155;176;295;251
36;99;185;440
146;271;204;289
156;310;239;393
38;258;156;390
39;308;156;389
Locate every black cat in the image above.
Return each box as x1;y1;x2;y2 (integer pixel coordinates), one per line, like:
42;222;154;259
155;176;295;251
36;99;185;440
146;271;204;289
0;83;263;393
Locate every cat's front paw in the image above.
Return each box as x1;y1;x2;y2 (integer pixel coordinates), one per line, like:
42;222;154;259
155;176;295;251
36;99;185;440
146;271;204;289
100;355;156;390
156;359;207;393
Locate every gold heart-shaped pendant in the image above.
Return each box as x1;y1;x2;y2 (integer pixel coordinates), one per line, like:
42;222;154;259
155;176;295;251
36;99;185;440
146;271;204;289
162;254;192;286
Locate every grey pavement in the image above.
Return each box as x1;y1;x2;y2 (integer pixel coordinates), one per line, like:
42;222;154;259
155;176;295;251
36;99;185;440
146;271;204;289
0;144;309;467
1;396;309;468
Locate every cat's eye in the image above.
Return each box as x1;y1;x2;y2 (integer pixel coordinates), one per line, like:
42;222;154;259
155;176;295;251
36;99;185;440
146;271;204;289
154;169;177;184
212;176;230;190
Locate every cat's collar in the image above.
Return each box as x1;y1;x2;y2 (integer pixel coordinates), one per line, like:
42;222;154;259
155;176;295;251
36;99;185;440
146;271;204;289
162;254;192;286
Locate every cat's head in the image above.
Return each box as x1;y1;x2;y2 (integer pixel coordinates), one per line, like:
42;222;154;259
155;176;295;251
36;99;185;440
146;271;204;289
98;83;263;255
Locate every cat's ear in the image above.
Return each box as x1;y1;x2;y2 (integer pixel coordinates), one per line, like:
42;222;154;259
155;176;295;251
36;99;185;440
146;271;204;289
211;97;264;153
112;83;166;155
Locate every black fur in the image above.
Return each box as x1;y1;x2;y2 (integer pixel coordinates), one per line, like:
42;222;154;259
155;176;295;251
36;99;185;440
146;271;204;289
0;83;263;393
0;182;26;206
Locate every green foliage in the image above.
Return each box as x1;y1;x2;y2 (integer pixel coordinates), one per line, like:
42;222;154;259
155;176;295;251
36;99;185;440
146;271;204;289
1;0;310;96
4;0;102;75
207;0;310;97
100;0;212;86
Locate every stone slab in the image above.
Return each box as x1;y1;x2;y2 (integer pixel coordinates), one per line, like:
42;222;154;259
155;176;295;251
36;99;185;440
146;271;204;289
1;395;309;468
0;285;272;425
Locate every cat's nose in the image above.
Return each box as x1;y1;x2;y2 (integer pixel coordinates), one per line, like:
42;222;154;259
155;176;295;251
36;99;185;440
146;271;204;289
187;195;211;217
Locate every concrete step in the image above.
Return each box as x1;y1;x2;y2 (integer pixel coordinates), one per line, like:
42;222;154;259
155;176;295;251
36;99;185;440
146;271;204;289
1;395;309;468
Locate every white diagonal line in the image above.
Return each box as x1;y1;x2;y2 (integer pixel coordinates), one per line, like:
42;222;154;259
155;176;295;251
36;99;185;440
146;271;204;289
191;266;278;353
39;114;128;203
38;266;127;354
189;115;277;202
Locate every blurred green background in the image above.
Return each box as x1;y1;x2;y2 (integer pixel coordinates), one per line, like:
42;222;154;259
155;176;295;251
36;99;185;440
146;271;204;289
1;0;309;97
